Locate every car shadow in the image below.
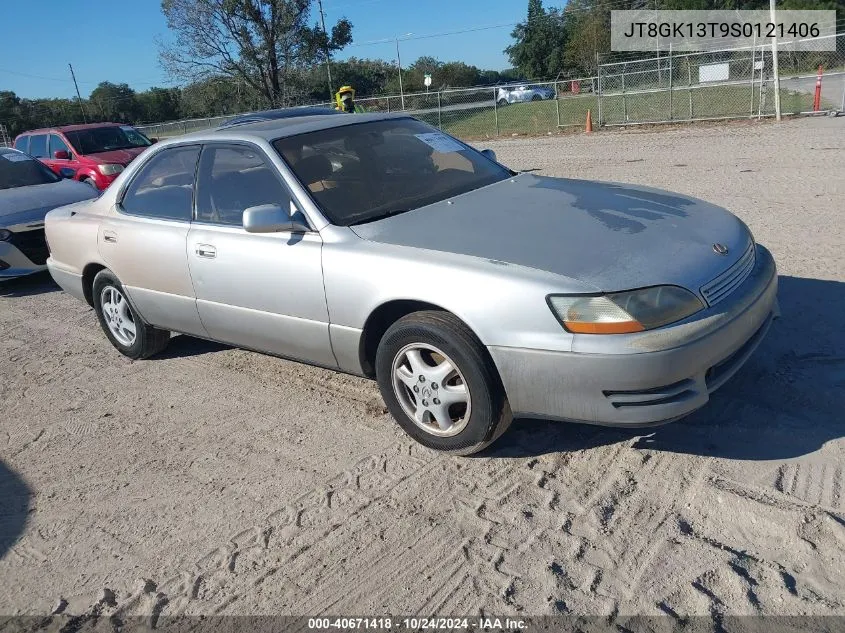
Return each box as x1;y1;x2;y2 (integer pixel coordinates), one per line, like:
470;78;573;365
0;460;31;560
0;271;60;297
154;335;230;360
483;274;845;461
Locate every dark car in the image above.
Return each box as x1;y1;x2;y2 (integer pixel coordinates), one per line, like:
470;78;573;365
14;123;155;191
217;106;342;130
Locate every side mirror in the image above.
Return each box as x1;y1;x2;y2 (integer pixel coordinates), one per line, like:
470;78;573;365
54;150;69;160
480;149;497;162
243;202;309;234
59;167;75;179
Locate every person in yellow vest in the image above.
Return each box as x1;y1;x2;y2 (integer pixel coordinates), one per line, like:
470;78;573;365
335;85;366;113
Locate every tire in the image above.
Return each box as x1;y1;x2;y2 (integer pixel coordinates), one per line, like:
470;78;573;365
82;177;99;191
531;94;542;101
92;269;170;359
375;311;512;456
497;99;508;107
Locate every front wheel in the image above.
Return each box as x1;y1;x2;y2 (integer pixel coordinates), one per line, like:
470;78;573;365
82;177;99;191
92;269;170;359
497;98;508;107
376;311;512;455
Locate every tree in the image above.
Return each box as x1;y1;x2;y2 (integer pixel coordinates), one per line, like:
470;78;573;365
159;0;353;106
505;0;569;79
136;87;181;122
89;82;140;122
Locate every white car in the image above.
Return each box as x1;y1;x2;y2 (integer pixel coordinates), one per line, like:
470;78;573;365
496;84;556;105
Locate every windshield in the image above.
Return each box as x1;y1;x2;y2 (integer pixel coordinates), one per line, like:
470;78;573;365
64;125;152;154
273;118;511;226
0;150;60;190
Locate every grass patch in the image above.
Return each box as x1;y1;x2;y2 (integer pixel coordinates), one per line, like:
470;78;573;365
437;85;828;138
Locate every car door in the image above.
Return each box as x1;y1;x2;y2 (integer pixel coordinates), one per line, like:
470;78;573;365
48;134;78;176
97;144;207;337
187;142;334;367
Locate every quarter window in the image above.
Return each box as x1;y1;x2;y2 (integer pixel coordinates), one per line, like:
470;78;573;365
28;134;48;158
195;145;290;226
120;146;200;221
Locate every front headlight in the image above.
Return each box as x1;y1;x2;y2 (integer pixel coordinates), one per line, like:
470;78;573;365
548;286;704;334
97;163;124;176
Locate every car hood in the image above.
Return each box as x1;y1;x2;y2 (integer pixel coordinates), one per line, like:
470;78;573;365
350;174;751;294
87;146;146;165
0;179;98;228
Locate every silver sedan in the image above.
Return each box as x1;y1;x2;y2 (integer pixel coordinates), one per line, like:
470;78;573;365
44;113;779;454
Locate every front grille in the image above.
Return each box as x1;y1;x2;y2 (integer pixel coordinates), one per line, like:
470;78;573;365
8;228;49;266
700;241;755;307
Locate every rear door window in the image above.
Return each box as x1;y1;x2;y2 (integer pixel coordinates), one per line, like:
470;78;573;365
29;134;48;158
120;145;201;221
14;136;29;153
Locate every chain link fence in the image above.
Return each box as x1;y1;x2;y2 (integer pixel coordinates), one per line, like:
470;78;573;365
597;32;844;126
135;33;844;141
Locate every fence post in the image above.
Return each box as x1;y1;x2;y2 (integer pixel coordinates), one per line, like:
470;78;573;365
688;62;693;120
622;64;627;123
841;71;845;113
437;92;442;129
750;35;757;118
596;53;602;126
555;81;561;128
493;88;499;136
668;44;673;121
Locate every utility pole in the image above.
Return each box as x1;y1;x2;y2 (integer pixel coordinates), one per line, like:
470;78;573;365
396;38;405;110
769;0;782;121
317;0;334;100
68;63;87;122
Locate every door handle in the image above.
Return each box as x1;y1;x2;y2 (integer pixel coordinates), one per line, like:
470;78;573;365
103;230;118;243
196;244;217;258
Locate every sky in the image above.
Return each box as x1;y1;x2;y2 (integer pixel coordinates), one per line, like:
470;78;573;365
0;0;542;99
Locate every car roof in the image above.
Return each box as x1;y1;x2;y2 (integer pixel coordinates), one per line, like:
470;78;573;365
175;112;414;144
17;122;126;136
218;106;342;129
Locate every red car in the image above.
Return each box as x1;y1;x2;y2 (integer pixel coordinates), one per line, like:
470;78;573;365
13;123;155;191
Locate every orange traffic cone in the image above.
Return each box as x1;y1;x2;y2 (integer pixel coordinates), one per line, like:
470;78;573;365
585;109;593;133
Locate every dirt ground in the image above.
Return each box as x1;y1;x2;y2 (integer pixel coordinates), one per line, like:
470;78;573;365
1;117;843;623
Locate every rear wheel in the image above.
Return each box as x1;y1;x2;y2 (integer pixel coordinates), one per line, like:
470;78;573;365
497;98;508;107
376;311;512;455
531;94;542;101
92;269;170;359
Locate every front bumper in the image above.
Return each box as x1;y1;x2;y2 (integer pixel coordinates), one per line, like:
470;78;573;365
489;245;779;426
0;239;47;279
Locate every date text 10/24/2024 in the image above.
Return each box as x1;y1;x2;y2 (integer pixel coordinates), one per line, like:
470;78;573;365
307;617;528;631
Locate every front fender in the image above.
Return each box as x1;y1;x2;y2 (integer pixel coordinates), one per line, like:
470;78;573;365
321;231;595;373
